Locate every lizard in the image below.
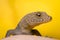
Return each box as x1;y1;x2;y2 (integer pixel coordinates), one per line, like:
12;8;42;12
5;11;52;37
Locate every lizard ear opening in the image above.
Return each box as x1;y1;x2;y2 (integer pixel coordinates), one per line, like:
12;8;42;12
26;18;33;26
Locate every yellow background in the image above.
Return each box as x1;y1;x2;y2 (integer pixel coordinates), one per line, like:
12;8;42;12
0;0;60;39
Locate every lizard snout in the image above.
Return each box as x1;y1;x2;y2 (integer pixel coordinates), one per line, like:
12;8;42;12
48;16;52;20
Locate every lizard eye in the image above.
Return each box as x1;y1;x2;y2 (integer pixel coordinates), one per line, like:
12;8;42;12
36;13;41;17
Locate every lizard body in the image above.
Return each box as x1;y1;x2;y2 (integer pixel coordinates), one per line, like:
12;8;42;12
5;12;52;37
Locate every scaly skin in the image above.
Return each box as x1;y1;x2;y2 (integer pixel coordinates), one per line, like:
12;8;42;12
5;12;52;37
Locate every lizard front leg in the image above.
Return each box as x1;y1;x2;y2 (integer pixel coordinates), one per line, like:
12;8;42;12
5;30;16;37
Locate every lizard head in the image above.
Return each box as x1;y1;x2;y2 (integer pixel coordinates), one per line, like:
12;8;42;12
24;12;52;28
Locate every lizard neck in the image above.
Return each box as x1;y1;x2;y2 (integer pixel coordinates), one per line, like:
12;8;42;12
15;20;32;33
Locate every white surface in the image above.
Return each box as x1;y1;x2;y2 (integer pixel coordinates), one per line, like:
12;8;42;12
2;35;58;40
